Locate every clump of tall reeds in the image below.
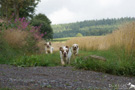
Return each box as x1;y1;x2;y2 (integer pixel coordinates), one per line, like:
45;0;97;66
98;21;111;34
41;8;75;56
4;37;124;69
3;29;28;49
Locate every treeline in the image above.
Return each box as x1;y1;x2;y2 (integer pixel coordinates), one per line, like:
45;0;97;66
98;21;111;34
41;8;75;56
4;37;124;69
52;17;135;38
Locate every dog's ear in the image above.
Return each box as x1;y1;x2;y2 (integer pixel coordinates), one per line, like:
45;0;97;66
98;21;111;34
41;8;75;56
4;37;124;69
49;42;51;45
66;49;69;53
59;47;63;51
77;45;79;48
66;46;69;49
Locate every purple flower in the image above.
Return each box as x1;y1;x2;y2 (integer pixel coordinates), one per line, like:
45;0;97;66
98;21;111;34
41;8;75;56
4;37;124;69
15;18;18;23
44;32;47;34
40;33;44;37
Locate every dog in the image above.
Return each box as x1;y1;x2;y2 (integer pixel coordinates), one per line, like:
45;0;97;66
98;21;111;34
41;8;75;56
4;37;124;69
72;44;79;56
127;82;135;89
59;46;72;65
44;42;54;54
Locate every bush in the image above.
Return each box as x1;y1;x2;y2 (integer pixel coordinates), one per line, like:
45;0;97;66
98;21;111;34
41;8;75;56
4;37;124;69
76;33;83;37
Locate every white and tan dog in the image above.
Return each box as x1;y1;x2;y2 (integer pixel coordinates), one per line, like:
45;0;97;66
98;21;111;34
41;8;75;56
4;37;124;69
59;46;72;65
44;42;54;54
72;44;79;56
127;82;135;89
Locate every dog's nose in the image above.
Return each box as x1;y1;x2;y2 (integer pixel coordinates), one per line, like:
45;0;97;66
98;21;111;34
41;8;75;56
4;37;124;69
47;45;50;48
64;52;67;57
73;47;76;50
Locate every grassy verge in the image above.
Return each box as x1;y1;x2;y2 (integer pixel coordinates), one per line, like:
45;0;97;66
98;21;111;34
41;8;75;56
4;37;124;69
11;51;61;67
0;44;135;76
72;49;135;76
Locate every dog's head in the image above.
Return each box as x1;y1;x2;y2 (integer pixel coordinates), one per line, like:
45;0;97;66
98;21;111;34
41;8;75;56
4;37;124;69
127;82;131;86
59;46;69;57
44;42;51;48
72;44;78;51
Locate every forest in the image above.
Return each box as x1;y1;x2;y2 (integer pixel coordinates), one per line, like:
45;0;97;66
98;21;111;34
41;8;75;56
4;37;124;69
52;17;135;38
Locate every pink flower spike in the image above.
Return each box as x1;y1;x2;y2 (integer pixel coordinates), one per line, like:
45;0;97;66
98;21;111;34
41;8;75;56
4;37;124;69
40;33;44;37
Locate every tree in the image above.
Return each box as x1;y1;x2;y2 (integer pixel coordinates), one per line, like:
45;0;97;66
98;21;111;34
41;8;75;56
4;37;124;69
31;13;53;39
0;0;40;19
76;33;83;37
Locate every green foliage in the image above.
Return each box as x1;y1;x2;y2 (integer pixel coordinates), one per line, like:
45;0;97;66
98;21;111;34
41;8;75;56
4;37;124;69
31;13;53;39
52;17;135;38
0;88;12;90
52;37;72;42
23;34;39;53
0;22;14;32
76;33;83;37
19;0;40;19
0;0;40;19
12;52;61;67
0;36;18;64
73;50;135;76
33;13;51;24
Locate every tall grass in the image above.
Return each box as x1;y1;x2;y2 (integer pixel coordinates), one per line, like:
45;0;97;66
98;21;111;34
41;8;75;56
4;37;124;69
67;22;135;76
66;22;135;55
3;29;28;49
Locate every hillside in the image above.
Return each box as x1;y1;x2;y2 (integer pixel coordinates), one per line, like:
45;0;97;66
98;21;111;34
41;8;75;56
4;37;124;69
52;17;135;38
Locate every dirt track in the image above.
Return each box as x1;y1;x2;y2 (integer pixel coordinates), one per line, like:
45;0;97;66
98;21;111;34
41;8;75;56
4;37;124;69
0;64;135;90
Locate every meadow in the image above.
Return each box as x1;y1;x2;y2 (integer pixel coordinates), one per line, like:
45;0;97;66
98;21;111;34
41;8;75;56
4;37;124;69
66;22;135;76
0;19;135;76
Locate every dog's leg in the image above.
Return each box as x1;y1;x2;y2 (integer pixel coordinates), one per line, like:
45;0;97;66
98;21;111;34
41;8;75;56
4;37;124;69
66;59;69;64
50;50;52;54
45;48;48;54
50;47;53;54
61;59;65;65
46;51;48;54
66;58;70;64
68;59;70;64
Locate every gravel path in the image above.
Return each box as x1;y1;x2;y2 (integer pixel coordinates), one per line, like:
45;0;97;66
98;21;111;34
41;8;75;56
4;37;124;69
0;64;135;90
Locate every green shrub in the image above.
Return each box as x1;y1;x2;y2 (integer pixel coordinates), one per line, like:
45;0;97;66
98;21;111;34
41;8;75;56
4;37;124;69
76;33;83;37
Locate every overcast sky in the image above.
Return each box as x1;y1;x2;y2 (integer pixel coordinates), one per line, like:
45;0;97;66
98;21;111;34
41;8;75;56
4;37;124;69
35;0;135;24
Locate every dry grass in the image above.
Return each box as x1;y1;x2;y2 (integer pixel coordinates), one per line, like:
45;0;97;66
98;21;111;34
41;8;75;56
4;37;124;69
3;29;28;49
37;40;66;53
66;36;106;50
66;22;135;53
36;40;46;53
52;42;66;51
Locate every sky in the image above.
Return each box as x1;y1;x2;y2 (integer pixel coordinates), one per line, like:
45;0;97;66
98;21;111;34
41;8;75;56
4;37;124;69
36;0;135;24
